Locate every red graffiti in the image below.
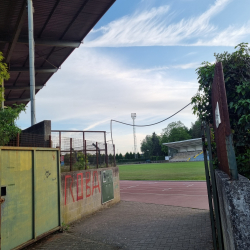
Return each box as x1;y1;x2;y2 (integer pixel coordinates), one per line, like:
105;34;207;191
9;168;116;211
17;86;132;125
65;175;75;205
64;172;101;205
86;172;91;198
77;173;83;201
92;171;101;195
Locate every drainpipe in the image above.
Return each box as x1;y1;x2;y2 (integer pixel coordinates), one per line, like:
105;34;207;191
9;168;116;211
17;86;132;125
27;0;36;125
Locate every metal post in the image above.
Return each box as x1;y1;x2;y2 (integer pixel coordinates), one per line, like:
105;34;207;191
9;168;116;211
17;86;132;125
202;125;217;250
84;140;87;170
113;144;116;167
49;135;52;148
105;143;108;167
27;0;36;125
95;142;98;168
70;138;72;171
59;132;61;151
59;132;61;164
82;132;85;155
17;133;20;147
104;132;106;145
206;124;223;250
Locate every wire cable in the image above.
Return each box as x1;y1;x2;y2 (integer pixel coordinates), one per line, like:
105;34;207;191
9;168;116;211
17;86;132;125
110;102;191;146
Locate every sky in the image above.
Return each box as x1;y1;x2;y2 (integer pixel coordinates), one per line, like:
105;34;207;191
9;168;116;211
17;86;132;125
16;0;250;154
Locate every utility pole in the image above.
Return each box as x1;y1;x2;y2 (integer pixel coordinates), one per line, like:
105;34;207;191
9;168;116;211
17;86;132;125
131;113;137;159
27;0;36;125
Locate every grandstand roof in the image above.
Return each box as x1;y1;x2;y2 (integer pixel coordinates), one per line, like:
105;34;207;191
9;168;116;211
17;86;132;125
162;138;202;150
0;0;115;106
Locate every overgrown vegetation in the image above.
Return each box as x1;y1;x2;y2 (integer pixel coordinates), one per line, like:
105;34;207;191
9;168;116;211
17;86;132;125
0;51;9;106
0;52;26;146
74;152;89;170
0;104;26;146
191;43;250;178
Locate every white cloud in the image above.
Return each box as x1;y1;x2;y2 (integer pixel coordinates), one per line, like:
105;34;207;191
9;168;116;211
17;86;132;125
195;22;250;46
172;62;200;69
83;119;110;131
17;48;197;153
84;0;250;47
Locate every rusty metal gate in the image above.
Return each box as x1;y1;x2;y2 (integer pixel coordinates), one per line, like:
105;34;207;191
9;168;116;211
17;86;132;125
0;147;61;250
202;124;223;250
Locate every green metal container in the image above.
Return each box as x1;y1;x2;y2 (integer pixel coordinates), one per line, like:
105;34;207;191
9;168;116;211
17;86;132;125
0;147;61;250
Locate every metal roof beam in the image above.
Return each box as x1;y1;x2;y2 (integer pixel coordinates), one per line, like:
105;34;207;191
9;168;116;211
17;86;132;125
4;86;43;90
5;98;30;102
6;1;27;63
0;39;81;48
19;38;81;47
9;68;58;73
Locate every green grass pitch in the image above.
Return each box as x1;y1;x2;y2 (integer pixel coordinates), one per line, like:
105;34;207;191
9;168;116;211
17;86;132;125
118;161;206;181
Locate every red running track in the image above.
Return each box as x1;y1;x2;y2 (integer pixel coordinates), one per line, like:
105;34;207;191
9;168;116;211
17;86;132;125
120;180;209;210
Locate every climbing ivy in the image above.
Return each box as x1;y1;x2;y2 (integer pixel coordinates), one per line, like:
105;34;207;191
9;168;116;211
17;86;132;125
191;43;250;178
0;51;10;105
0;52;26;146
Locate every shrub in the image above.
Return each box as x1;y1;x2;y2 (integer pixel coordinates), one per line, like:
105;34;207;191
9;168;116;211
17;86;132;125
191;43;250;177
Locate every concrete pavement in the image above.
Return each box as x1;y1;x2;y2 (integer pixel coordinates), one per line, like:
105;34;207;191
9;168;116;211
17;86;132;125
25;201;213;250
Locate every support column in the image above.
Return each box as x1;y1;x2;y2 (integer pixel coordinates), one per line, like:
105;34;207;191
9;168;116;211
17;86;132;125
27;0;36;125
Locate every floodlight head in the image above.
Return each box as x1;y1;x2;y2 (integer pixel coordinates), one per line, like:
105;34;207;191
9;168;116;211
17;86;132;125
131;113;136;119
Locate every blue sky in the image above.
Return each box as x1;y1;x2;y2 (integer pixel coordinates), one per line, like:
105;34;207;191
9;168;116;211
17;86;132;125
17;0;250;154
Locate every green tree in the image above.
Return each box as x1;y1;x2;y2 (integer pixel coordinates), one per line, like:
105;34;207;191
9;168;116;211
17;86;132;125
191;43;250;177
141;132;164;158
141;135;152;158
129;152;133;159
118;153;123;159
125;152;130;159
0;52;26;145
189;119;202;139
74;152;88;170
115;153;119;160
151;132;163;156
0;104;26;146
160;121;191;154
0;51;10;107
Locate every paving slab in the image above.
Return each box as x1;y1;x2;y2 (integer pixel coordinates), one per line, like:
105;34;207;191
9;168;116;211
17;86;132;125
25;201;213;250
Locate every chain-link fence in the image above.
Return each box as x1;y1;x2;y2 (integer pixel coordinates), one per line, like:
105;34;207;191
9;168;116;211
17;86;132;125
51;134;116;172
51;130;107;144
3;130;115;172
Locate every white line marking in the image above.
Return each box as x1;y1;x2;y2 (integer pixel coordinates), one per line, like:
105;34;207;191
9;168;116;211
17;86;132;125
186;184;194;187
126;185;139;189
120;192;207;197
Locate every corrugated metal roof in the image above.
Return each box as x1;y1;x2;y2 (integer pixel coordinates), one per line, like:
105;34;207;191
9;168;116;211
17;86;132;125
0;0;115;106
162;138;202;149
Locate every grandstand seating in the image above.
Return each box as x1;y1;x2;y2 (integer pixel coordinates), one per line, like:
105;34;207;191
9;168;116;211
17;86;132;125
170;151;200;162
189;152;209;162
170;151;209;162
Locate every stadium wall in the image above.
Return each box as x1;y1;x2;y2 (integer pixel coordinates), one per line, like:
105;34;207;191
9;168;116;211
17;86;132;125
61;167;120;224
215;170;250;250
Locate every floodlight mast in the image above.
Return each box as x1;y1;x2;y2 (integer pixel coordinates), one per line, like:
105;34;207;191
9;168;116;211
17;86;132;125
131;113;137;159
